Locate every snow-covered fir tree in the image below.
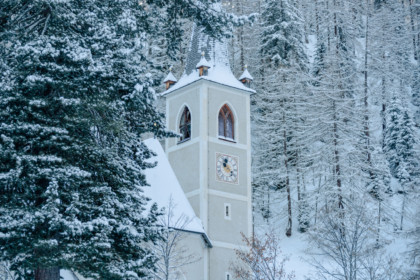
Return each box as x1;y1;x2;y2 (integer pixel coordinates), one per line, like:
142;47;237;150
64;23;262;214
384;97;418;185
383;96;419;230
0;0;233;279
0;1;168;278
1;0;419;278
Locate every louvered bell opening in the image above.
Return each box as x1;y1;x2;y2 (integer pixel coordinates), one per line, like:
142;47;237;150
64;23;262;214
199;66;209;77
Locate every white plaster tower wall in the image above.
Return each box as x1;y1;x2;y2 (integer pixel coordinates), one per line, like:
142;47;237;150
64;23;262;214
165;80;252;280
163;22;254;280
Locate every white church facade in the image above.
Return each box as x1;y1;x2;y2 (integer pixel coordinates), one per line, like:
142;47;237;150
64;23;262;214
62;24;254;280
156;24;255;280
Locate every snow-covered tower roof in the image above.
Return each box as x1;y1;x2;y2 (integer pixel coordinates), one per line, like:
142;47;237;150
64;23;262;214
196;52;211;70
162;22;255;95
239;65;254;81
163;70;177;90
185;24;230;75
239;65;253;88
163;71;177;83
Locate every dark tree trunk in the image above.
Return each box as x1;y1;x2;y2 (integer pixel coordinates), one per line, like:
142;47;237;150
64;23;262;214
381;73;386;144
332;1;343;212
376;199;381;246
409;0;419;60
284;128;292;237
333;101;343;211
364;0;374;181
296;157;301;202
315;0;320;38
35;267;60;280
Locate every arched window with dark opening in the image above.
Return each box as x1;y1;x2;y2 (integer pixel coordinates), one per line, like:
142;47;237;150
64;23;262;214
218;105;234;140
179;106;191;142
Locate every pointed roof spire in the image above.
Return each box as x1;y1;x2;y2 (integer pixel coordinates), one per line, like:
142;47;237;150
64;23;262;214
239;65;254;81
239;65;253;88
196;52;211;77
163;68;177;90
185;25;212;75
163;71;177;83
162;2;255;94
196;52;211;69
184;23;230;76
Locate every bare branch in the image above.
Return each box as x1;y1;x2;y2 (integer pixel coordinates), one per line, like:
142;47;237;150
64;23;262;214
231;230;295;280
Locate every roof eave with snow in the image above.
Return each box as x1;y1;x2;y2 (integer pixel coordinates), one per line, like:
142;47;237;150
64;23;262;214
175;228;213;248
196;57;212;69
161;73;256;96
162;23;255;97
142;139;212;247
163;72;177;83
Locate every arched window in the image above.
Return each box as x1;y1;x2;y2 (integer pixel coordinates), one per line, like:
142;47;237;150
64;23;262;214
218;105;234;140
179;106;191;142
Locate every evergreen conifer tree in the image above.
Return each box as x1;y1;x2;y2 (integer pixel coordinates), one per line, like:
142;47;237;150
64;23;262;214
384;97;418;186
0;0;232;279
384;96;419;230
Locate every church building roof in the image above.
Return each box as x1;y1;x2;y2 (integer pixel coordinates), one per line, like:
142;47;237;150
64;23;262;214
142;138;212;247
239;66;254;81
196;53;212;69
162;24;255;95
163;71;177;83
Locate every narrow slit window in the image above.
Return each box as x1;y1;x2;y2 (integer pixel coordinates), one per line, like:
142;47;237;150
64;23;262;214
224;203;231;220
226;272;231;280
179;107;191;142
218;105;234;140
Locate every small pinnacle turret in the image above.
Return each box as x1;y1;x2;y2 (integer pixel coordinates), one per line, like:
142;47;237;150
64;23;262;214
163;69;177;90
196;52;211;76
239;65;254;88
162;22;255;95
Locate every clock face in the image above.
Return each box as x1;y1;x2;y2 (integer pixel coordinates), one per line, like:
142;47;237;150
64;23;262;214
216;153;239;184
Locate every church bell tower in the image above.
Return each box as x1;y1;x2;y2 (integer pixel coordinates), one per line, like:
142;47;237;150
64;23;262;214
162;24;254;280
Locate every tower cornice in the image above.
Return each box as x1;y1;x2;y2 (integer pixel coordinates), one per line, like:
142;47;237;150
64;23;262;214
162;77;254;100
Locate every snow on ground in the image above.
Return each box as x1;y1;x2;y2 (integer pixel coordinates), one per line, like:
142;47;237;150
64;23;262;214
254;181;416;280
278;232;314;279
254;214;316;279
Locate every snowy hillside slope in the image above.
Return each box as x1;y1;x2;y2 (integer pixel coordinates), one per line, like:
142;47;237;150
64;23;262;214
252;32;419;279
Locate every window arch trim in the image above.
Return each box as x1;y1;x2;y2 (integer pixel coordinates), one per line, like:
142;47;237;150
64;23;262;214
178;105;191;143
218;104;236;141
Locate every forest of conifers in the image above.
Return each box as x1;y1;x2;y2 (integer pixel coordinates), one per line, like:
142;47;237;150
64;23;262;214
0;0;418;279
165;0;419;278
